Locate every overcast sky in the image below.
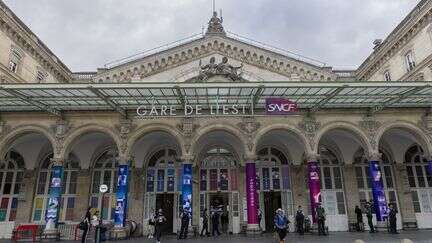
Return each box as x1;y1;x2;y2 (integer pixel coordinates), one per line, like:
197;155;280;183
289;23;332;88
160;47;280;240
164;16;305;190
4;0;420;71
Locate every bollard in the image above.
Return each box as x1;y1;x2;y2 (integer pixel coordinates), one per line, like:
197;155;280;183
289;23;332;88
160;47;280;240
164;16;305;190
400;239;414;243
354;240;365;243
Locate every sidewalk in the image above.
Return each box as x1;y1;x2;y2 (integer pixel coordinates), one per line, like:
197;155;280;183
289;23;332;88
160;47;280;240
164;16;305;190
3;231;431;243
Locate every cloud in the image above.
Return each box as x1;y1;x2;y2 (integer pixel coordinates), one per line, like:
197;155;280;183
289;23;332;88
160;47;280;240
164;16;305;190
4;0;419;71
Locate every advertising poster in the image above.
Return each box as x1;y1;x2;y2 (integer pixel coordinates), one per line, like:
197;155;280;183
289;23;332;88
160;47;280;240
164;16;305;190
45;165;63;231
182;164;193;216
308;161;321;223
369;161;388;221
114;165;129;227
246;163;258;225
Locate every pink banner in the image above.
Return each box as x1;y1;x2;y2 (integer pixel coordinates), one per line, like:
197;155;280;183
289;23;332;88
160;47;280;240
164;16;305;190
246;162;258;225
308;161;321;223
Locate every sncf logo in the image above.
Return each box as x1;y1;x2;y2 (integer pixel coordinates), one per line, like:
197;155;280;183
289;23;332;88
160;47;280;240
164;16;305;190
265;98;298;115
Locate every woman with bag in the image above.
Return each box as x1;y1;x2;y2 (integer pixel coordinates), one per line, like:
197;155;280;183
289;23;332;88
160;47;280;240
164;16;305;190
274;208;289;243
80;207;92;243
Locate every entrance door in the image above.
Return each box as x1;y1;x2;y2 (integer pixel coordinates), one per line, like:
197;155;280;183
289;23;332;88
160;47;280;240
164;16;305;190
209;193;230;234
156;194;174;234
264;191;282;232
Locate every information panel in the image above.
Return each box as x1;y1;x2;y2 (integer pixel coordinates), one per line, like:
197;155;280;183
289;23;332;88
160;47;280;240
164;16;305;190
45;165;63;231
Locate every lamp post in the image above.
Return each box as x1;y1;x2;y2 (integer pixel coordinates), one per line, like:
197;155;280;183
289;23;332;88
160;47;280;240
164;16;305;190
95;184;108;243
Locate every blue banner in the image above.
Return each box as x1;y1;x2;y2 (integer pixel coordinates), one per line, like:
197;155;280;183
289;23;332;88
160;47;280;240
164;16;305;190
114;165;129;227
45;166;63;229
182;164;193;217
428;160;432;177
369;161;388;221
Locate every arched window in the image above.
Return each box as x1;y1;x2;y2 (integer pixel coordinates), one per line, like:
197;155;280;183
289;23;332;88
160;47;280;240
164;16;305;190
200;147;237;192
90;148;118;221
146;148;178;193
32;152;79;222
0;151;24;222
315;146;346;216
354;147;398;211
404;144;432;213
257;146;293;216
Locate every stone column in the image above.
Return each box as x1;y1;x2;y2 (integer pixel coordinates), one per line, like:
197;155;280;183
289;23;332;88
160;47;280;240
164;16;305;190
192;164;200;229
128;168;144;227
245;159;259;234
15;170;37;223
306;154;321;224
291;164;307;212
73;169;91;222
342;164;360;225
394;163;417;229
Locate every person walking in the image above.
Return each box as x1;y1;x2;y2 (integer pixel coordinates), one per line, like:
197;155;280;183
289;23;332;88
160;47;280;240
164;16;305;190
316;203;326;236
257;206;263;232
355;205;363;232
154;209;166;243
274;208;289;243
295;206;305;235
388;203;399;234
211;206;221;236
200;208;210;237
81;207;92;243
365;202;375;233
179;209;190;239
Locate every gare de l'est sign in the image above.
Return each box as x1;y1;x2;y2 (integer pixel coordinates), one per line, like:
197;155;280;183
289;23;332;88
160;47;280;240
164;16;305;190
136;97;298;117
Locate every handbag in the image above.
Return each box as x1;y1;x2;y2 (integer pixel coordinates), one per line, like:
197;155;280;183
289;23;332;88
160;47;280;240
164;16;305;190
78;221;87;230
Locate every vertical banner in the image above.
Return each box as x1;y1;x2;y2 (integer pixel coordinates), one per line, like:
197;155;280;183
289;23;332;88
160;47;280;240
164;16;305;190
428;160;432;177
369;161;388;221
308;161;321;224
182;164;193;217
114;165;129;227
246;162;258;225
45;165;63;231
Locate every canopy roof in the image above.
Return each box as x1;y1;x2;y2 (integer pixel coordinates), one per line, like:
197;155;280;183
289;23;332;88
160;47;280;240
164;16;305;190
0;82;430;117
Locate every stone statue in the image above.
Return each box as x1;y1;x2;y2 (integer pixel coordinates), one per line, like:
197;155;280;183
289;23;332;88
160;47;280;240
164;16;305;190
196;57;243;82
206;11;225;35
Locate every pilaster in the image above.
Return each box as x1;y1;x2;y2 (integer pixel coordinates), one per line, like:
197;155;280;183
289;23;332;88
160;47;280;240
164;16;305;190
394;163;418;230
15;170;37;223
74;169;91;222
342;164;360;224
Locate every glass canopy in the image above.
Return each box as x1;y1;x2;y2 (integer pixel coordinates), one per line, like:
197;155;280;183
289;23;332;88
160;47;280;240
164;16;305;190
0;81;430;117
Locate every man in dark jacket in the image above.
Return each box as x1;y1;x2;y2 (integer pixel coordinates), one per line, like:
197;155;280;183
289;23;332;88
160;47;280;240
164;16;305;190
295;206;305;235
316;203;326;236
388;203;399;234
211;206;221;236
179;209;190;239
365;202;375;233
355;205;363;231
154;209;166;243
200;208;209;237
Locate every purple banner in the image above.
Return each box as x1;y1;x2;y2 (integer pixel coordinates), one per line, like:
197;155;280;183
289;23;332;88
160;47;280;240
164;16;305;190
428;160;432;177
369;161;388;221
308;161;321;223
265;98;298;115
246;162;258;225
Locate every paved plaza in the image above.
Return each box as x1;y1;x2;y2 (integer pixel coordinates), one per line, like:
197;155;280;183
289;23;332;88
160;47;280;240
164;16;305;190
3;231;432;243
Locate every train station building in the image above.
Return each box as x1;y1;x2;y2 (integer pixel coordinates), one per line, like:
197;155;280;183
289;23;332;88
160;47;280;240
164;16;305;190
0;0;432;239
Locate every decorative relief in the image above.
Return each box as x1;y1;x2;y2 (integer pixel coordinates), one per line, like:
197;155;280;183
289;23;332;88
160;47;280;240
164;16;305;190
51;119;71;157
177;118;199;154
419;114;432;140
359;116;381;150
194;57;244;82
115;119;136;155
297;116;321;152
0;120;10;136
237;117;260;152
